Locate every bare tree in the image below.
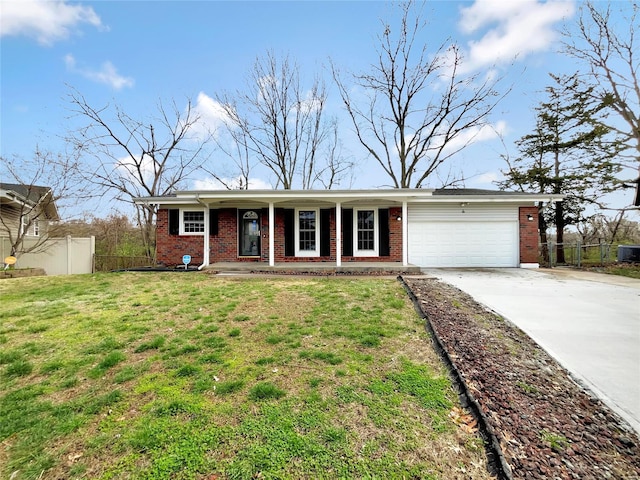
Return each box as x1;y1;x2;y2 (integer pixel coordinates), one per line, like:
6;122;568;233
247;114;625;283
67;89;213;257
0;149;79;259
216;51;352;189
563;1;640;206
332;1;506;189
576;210;640;244
205;106;254;190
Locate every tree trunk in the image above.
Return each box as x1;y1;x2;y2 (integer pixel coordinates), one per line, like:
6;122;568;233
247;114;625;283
555;201;566;263
538;202;550;264
608;210;625;244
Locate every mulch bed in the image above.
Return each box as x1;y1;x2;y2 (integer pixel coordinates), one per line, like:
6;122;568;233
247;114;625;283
402;277;640;480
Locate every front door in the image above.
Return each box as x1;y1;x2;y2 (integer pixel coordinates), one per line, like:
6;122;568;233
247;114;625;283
239;210;261;257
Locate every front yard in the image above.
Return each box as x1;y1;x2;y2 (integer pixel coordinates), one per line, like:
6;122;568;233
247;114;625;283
0;273;489;479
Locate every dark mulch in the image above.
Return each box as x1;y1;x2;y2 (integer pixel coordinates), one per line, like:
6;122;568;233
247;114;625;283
403;277;640;480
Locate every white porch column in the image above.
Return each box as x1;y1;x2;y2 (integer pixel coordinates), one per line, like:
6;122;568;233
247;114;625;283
402;201;408;266
335;202;342;267
202;207;210;268
269;202;275;266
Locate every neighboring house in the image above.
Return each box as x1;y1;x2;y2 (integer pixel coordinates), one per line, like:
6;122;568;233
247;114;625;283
1;183;95;275
0;182;59;250
136;188;562;270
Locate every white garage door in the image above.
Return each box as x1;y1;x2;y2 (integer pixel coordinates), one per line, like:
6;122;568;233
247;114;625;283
408;204;519;267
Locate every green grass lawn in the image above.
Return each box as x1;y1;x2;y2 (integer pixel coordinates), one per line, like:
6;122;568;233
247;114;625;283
0;273;489;480
601;264;640;279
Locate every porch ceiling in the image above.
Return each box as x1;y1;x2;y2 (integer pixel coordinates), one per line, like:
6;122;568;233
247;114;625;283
205;261;422;275
201;198;404;208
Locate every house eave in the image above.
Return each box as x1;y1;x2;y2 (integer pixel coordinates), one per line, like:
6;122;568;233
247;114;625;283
0;185;60;220
134;188;563;207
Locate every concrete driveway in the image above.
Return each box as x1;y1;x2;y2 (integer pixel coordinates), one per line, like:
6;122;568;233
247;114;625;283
423;267;640;435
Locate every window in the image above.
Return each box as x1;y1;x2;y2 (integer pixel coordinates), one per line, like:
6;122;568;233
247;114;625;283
295;208;319;256
19;215;39;237
180;210;205;235
20;215;28;237
354;208;377;256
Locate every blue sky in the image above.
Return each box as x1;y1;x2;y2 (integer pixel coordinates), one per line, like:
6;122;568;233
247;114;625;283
1;0;635;216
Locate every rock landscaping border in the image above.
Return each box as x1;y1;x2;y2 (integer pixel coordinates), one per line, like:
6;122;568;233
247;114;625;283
401;276;640;480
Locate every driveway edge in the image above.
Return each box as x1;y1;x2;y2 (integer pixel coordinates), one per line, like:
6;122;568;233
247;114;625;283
398;275;513;480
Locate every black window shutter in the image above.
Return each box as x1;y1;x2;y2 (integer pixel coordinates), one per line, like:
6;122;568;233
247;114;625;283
320;209;331;257
169;209;179;235
342;208;353;256
209;209;218;236
284;209;295;257
378;208;390;257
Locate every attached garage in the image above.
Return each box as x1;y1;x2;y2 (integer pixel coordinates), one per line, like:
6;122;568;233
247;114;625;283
408;203;520;267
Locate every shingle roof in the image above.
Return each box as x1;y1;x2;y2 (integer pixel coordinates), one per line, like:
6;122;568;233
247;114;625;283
0;182;59;220
433;188;526;196
0;182;52;203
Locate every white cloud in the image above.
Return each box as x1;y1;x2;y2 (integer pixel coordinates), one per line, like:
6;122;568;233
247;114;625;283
191;92;234;139
474;171;503;185
193;176;272;190
457;0;575;73
436;120;508;154
115;154;155;182
0;0;103;45
64;54;134;90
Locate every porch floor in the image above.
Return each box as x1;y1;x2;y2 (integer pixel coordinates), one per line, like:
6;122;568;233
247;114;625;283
205;262;422;276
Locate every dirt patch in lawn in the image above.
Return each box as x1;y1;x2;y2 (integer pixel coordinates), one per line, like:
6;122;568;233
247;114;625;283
402;276;640;480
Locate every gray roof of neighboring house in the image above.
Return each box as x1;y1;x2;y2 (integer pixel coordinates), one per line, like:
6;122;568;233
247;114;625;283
0;182;60;219
1;183;51;202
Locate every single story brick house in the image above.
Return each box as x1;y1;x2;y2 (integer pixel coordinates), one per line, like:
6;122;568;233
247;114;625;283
134;188;561;270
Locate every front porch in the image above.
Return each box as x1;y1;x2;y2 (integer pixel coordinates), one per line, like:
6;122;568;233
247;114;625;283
205;261;422;275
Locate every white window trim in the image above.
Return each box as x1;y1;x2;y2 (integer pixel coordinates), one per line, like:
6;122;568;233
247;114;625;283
179;208;206;236
20;214;40;237
295;207;320;257
353;207;378;257
20;215;28;237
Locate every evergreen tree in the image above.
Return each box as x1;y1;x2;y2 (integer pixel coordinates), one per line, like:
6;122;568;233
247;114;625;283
500;73;620;263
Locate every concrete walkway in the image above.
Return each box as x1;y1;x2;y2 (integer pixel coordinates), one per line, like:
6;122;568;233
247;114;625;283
423;267;640;435
207;261;421;275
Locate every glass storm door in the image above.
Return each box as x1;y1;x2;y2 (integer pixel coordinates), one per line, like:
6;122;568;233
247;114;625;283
239;210;261;256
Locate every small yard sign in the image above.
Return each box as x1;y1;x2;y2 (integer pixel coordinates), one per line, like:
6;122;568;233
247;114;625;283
182;255;191;269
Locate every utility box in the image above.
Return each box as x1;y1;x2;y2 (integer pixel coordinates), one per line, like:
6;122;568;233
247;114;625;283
617;245;640;263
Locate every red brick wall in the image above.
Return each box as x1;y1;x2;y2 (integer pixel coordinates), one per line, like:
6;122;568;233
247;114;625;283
156;209;204;266
389;206;403;261
211;208;242;262
157;206;404;266
340;206;402;263
519;206;539;264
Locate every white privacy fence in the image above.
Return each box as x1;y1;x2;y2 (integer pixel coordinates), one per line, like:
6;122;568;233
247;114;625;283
1;236;95;275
